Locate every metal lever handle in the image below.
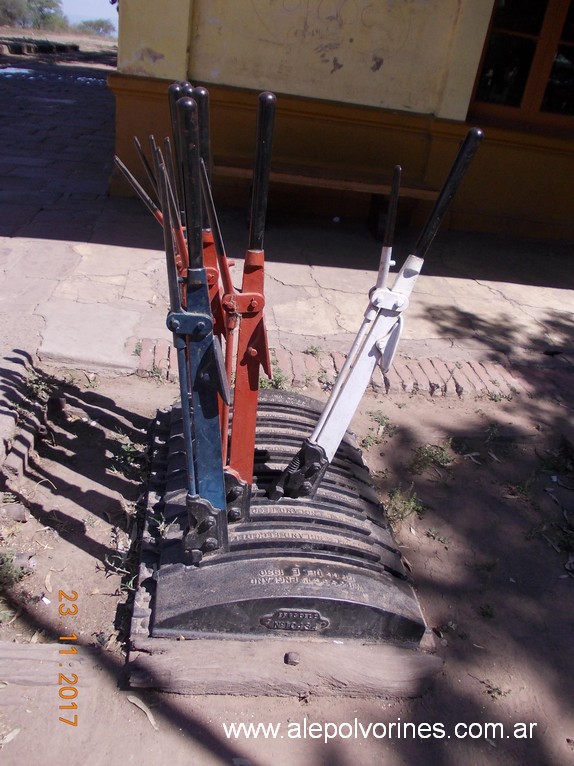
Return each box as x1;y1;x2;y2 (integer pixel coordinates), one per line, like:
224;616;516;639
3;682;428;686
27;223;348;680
192;87;212;178
249;92;276;251
175;97;204;270
384;164;401;249
375;164;401;291
192;86;212;229
168;82;186;151
414;128;483;260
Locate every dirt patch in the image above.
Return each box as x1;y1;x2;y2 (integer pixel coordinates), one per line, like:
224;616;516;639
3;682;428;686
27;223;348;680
1;363;573;765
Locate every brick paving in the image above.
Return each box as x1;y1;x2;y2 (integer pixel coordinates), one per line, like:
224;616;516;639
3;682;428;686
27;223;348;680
130;336;573;403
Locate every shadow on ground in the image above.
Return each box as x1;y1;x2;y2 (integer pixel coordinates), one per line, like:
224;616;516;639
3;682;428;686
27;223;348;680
1;346;573;764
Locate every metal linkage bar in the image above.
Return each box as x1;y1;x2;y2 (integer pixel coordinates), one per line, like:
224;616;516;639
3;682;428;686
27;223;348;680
269;128;483;499
199;158;238;461
153;147;197;500
172;96;229;517
226;92;276;487
152;141;229;561
115;85;276;527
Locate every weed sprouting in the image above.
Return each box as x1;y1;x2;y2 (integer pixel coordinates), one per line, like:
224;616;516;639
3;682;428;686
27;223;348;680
469;675;511;700
110;433;148;481
426;527;450;548
505;473;536;502
485;421;500;444
478;603;495;619
385;485;427;526
149;364;165;382
0;549;28;588
487;390;512;402
84;372;99;389
361;411;397;449
409;441;453;475
25;370;57;402
260;367;289;390
474;559;499;573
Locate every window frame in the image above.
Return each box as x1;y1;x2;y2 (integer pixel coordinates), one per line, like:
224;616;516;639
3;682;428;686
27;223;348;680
468;0;574;132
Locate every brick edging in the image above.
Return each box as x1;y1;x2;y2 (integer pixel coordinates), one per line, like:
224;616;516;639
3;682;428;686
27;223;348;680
129;337;573;401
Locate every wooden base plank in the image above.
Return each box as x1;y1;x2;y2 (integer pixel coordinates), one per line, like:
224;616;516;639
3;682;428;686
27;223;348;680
129;635;442;698
0;641;97;690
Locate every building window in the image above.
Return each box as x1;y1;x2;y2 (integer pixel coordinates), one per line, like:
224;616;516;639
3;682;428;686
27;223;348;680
469;0;574;128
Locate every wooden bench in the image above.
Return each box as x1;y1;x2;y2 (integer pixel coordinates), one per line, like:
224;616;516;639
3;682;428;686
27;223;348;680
212;160;439;237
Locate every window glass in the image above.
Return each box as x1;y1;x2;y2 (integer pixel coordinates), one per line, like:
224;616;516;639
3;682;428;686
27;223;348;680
476;33;537;106
493;0;548;35
542;45;574;113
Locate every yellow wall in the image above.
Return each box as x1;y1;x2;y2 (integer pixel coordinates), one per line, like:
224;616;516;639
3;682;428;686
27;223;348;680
110;0;574;241
117;0;493;121
108;75;574;241
117;0;191;79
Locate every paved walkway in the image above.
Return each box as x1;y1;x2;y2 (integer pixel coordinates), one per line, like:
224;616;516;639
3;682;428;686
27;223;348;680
0;47;573;466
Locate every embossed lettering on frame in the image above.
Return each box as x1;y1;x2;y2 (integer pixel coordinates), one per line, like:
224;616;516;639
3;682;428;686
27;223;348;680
259;608;330;632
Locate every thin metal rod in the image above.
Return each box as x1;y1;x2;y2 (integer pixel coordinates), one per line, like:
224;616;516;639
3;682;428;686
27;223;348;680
133;135;158;197
153;148;182;313
163;137;182;222
113;155;162;224
199;159;234;296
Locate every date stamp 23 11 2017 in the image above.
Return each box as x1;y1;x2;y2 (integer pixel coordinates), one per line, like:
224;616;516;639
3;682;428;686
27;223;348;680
57;589;79;727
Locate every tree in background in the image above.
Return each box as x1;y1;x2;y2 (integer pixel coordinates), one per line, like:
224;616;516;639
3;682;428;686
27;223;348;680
0;0;115;34
0;0;29;26
27;0;67;30
0;0;68;29
76;18;115;36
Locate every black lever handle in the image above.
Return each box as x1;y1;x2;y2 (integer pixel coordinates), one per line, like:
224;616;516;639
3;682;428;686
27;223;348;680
375;164;401;291
192;86;212;229
192;86;212;179
175;96;203;270
249;91;276;251
167;82;186;155
383;164;401;249
414;128;483;260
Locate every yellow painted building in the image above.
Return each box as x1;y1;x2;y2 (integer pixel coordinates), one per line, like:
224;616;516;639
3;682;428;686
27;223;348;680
109;0;574;240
